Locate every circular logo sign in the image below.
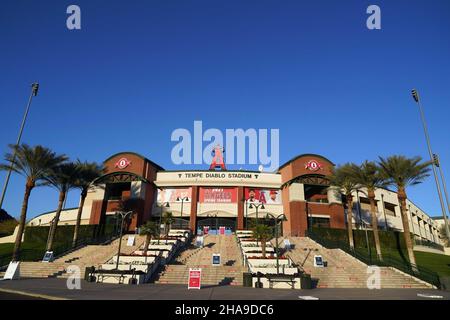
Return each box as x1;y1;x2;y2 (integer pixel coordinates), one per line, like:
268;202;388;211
305;160;322;171
115;157;131;169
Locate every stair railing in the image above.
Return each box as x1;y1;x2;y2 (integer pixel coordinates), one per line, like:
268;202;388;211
305;230;441;288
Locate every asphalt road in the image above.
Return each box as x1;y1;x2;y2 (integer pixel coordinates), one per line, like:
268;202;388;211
0;278;449;300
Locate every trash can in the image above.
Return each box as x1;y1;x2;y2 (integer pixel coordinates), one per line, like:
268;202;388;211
243;272;253;287
84;266;95;282
439;276;450;291
300;274;312;289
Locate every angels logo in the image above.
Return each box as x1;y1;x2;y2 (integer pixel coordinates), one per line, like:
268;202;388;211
305;160;322;171
115;157;131;169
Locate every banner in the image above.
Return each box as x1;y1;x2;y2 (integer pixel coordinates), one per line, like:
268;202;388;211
199;187;237;203
244;188;282;204
157;187;192;203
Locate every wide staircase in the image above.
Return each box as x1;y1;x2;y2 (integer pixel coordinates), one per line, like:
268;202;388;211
155;234;246;286
19;236;145;279
284;237;433;289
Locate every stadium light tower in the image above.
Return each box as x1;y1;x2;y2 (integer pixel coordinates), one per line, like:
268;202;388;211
411;89;450;242
0;83;39;209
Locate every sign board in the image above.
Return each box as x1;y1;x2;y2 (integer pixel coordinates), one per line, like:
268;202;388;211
314;255;324;267
219;226;226;235
188;268;202;289
283;239;291;250
2;261;20;280
203;226;209;235
195;236;204;247
42;251;54;262
127;235;136;246
212;254;221;266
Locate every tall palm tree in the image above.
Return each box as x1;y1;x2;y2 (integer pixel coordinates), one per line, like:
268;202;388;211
72;160;104;248
378;155;430;268
44;162;80;251
251;224;273;258
0;144;67;261
139;220;159;257
352;161;388;261
329;163;360;250
162;211;174;244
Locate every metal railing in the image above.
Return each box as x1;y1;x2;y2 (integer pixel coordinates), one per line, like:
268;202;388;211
305;230;441;288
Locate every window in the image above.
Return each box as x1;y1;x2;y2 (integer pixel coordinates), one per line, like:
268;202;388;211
106;182;131;200
384;202;396;217
311;217;330;228
304;185;329;203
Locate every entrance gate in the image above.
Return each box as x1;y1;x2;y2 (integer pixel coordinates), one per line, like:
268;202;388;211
197;218;236;234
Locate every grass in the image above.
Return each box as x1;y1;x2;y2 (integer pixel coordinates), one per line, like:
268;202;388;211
414;251;450;277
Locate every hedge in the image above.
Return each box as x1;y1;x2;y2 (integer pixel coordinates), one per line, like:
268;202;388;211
309;227;409;261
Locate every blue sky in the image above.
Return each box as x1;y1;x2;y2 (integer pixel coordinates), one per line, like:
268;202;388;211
0;0;449;220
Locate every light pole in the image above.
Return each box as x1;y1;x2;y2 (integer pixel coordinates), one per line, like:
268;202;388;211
433;154;450;240
248;202;265;225
411;89;450;242
0;83;39;209
157;202;170;244
176;196;189;228
249;202;265;246
115;210;134;270
265;213;287;274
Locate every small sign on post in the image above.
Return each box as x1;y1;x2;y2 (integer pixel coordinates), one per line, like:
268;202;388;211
283;239;291;250
314;255;324;268
212;254;221;266
203;226;209;235
42;251;54;263
188;268;202;289
127;235;135;246
195;236;204;247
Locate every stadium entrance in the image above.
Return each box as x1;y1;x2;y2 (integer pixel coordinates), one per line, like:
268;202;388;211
197;217;236;234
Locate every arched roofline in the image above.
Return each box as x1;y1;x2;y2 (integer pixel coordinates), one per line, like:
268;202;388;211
103;151;164;171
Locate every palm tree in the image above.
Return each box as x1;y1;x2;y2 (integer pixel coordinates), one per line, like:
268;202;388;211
72;160;104;248
352;161;388;261
0;144;67;261
378;155;430;268
329;163;360;250
162;211;174;244
251;224;273;258
139;220;159;257
44;162;80;251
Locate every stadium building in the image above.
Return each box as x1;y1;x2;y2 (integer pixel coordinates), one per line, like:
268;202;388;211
27;151;443;246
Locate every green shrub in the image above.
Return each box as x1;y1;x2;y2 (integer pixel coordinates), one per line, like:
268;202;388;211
0;219;18;237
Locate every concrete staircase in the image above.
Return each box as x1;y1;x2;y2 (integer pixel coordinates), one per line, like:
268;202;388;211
284;237;433;289
155;234;246;286
19;235;145;279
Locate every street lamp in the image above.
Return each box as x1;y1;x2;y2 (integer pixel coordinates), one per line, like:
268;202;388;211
265;213;287;274
176;196;189;227
433;154;450;240
157;202;170;243
248;202;265;225
411;89;450;242
248;202;265;246
0;83;39;209
115;210;134;270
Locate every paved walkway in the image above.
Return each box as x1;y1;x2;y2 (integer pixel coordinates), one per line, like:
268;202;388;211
0;278;449;300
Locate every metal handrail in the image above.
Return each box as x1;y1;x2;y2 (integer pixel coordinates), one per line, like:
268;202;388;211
305;230;441;288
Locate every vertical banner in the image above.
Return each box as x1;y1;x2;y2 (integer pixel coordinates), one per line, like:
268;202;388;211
219;226;226;235
188;268;202;289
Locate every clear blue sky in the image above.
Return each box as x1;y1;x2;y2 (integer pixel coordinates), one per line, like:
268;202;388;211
0;0;449;220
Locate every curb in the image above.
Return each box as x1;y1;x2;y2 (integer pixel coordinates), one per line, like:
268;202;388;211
0;288;69;300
